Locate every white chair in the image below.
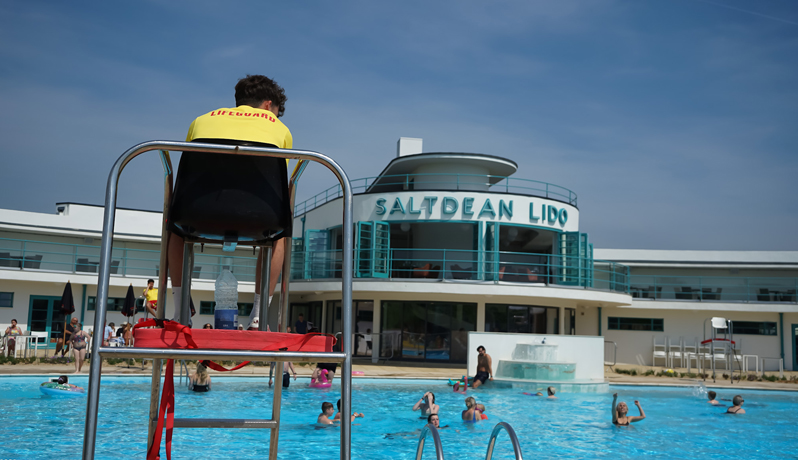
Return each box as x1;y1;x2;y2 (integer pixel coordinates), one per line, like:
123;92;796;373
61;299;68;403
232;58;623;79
683;337;698;371
712;344;729;370
653;336;668;367
668;337;684;368
29;331;49;357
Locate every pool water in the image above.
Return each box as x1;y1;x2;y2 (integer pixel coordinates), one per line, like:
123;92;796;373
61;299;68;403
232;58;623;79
0;376;796;459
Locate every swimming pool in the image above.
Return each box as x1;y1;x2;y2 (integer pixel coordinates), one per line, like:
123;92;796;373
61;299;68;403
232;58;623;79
1;376;796;459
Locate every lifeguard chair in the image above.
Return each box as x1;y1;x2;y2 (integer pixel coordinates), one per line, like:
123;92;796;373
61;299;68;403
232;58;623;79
81;140;356;460
702;316;740;383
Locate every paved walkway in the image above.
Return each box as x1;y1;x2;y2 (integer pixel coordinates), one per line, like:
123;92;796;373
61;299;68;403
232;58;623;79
2;360;797;391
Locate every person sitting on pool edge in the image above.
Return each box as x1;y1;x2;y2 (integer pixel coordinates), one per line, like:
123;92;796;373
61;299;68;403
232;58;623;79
412;391;439;416
333;398;365;422
726;395;745;414
612;393;645;426
707;390;720;405
318;402;335;425
472;345;493;389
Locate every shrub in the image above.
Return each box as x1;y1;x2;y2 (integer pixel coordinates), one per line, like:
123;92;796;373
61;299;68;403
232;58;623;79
643;370;655;376
747;374;757;381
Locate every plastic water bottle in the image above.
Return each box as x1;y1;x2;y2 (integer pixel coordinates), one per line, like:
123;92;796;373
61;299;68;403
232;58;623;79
214;269;238;330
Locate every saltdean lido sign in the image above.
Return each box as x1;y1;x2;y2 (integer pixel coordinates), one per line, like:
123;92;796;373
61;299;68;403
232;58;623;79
370;193;577;229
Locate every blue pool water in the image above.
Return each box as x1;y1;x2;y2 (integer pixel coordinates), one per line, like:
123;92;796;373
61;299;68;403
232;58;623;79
0;376;796;459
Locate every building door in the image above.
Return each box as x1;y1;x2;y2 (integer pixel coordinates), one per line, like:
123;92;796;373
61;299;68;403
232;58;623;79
289;301;322;333
28;296;67;349
565;308;576;335
793;324;798;371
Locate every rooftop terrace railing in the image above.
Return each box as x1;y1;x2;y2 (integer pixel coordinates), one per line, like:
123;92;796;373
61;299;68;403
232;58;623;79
293;173;578;216
629;275;797;304
0;237;258;282
290;248;630;294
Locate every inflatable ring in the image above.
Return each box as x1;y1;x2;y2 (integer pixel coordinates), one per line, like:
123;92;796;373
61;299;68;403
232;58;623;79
310;369;332;389
39;382;85;397
352;371;364;376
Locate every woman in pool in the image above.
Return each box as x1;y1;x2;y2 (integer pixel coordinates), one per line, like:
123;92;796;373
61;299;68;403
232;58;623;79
412;391;439;416
189;362;212;392
70;323;90;374
461;396;484;421
612;393;645;426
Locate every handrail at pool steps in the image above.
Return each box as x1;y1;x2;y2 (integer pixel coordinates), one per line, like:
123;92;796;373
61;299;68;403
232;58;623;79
630;275;798;303
485;422;524;460
293;172;578;216
416;423;445;460
82;141;356;460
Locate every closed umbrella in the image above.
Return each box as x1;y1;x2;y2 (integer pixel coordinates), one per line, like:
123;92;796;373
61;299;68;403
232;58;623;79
57;281;76;356
121;284;137;319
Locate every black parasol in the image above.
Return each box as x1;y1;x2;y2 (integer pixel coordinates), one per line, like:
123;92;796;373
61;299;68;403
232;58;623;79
121;284;137;317
60;281;75;315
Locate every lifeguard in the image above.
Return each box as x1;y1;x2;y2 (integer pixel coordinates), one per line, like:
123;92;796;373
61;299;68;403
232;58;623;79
143;279;158;316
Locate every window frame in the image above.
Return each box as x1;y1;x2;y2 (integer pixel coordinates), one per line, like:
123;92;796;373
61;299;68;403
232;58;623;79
0;292;13;308
607;316;664;332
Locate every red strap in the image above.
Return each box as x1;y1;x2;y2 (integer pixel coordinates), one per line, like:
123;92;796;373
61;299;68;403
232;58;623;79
147;358;174;460
140;319;335;459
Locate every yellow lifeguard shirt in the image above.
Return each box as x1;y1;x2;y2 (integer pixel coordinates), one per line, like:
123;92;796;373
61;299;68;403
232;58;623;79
186;105;293;149
145;288;158;302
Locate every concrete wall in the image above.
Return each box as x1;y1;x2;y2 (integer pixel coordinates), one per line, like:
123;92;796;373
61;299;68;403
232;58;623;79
601;306;794;371
466;331;604;381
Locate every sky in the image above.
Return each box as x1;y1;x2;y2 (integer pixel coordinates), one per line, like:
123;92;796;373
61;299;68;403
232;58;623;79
0;0;796;251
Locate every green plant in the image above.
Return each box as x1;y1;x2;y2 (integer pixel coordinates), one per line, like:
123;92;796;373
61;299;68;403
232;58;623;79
762;374;778;382
643;370;655;376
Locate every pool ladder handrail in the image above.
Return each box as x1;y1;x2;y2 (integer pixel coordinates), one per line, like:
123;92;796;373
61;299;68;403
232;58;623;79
415;423;445;460
485;422;524;460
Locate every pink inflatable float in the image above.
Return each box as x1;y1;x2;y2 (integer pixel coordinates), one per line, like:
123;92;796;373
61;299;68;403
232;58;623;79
310;369;332;388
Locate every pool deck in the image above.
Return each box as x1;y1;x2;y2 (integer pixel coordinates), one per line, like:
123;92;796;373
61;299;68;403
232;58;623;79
2;360;797;390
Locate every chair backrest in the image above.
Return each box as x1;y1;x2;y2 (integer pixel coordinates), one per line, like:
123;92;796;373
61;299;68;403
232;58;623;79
169;139;291;245
653;336;665;348
710;317;727;329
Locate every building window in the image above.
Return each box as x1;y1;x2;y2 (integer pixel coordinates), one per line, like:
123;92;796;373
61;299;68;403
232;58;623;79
380;300;477;363
731;321;777;336
608;317;664;332
199;301;254;317
87;296;144;313
485;304;559;334
200;301;214;315
0;292;12;308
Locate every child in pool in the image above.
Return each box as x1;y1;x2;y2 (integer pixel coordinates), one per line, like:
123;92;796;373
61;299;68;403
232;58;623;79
318;402;335;425
333;398;365;422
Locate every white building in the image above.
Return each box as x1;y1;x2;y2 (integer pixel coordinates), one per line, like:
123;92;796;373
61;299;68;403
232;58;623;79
2;138;796;371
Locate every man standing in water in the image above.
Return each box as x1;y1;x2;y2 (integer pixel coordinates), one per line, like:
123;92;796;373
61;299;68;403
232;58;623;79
472;345;493;389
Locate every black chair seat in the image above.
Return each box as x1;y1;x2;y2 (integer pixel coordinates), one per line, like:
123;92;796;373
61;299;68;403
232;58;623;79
169;139;291;245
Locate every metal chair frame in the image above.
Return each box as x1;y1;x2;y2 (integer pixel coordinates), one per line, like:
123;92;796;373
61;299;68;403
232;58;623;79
81;141;355;460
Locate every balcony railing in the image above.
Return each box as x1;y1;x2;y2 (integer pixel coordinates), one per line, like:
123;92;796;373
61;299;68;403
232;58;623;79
629;275;797;303
0;237;258;282
291;248;630;294
293;173;578;216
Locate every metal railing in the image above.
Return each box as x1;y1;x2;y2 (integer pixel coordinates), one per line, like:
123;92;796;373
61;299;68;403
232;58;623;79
0;236;259;282
294;172;578;216
291;248;631;294
630;275;798;303
485;422;524;460
415;423;445;460
604;340;617;367
82;141;355;460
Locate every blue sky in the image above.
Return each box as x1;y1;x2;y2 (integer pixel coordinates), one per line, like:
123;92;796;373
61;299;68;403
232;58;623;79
1;0;796;250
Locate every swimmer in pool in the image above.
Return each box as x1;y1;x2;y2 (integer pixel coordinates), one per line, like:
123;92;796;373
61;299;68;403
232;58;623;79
412;391;439;416
707;390;720;405
726;395;745;414
318;402;335;425
462;396;484;421
547;387;557;399
612;393;645;426
428;413;446;429
333;398;365;422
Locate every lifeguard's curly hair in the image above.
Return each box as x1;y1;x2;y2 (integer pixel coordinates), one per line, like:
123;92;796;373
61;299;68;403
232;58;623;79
235;75;287;117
